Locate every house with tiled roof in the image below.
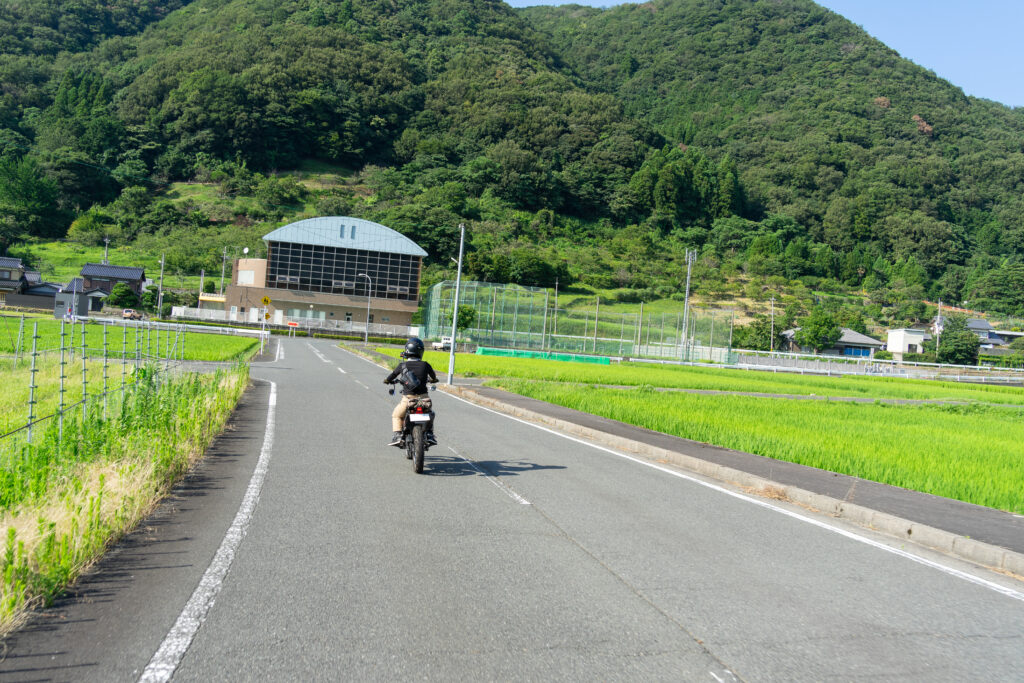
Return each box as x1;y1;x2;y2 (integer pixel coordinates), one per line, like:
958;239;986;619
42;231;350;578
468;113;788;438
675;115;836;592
80;262;146;296
63;277;108;311
0;256;28;306
781;327;884;357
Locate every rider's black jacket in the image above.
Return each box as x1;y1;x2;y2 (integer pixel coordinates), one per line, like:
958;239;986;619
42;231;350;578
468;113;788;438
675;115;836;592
385;358;438;395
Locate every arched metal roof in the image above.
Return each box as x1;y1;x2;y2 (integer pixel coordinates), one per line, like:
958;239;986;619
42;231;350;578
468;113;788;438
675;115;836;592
263;217;427;257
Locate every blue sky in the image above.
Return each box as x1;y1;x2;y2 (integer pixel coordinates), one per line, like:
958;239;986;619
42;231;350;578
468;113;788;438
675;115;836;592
506;1;1024;109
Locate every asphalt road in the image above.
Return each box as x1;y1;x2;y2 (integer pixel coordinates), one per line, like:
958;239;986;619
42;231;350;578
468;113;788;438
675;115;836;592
2;337;1022;681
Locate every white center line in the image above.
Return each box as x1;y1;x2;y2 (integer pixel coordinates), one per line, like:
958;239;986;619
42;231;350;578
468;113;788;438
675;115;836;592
305;343;330;363
138;381;278;683
337;366;347;375
448;445;531;505
355;380;368;389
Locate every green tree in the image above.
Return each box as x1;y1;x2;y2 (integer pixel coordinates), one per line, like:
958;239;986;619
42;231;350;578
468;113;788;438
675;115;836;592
456;305;477;334
106;282;140;308
733;314;781;352
794;308;842;353
936;314;981;366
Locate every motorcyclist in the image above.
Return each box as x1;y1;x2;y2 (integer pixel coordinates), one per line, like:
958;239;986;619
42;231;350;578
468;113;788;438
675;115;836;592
383;337;439;446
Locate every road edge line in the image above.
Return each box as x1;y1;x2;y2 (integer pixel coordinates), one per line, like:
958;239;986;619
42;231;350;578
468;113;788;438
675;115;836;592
138;379;278;683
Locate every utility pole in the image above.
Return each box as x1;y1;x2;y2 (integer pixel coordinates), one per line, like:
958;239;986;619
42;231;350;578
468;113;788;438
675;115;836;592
447;223;465;385
220;246;227;295
553;277;559;336
770;296;775;353
936;299;943;353
681;249;696;360
157;253;165;318
103;237;110;265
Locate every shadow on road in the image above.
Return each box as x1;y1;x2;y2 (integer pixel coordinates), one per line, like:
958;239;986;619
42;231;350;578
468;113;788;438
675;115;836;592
425;454;566;477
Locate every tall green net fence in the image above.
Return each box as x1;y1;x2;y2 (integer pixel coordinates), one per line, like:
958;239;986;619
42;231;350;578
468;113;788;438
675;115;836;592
422;281;737;362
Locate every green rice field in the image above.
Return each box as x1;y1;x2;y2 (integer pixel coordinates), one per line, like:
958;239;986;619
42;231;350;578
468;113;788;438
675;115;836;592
379;348;1024;405
0;318;258;362
489;379;1024;514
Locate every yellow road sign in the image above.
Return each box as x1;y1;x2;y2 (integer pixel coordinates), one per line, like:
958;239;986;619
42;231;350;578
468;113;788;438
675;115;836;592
261;296;271;306
264;312;271;320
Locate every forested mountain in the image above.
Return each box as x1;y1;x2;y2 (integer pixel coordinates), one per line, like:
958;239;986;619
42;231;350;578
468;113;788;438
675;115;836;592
2;0;1024;317
521;0;1024;314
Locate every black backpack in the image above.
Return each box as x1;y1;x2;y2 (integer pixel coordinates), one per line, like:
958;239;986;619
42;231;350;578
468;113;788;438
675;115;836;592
396;365;419;392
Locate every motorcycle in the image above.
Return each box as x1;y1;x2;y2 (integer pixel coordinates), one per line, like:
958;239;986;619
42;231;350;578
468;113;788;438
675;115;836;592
388;382;437;474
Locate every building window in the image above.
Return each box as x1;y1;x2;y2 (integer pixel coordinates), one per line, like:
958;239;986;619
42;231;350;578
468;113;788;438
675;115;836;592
345;312;352;322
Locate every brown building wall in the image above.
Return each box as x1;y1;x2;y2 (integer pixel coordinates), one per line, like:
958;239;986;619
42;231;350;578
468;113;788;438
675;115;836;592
223;285;416;326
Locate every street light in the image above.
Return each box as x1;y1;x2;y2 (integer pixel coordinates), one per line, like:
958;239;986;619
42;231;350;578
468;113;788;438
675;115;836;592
358;273;372;344
448;223;466;385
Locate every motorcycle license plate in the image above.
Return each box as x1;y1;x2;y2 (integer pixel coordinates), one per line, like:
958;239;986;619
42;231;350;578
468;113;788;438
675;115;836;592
409;414;431;422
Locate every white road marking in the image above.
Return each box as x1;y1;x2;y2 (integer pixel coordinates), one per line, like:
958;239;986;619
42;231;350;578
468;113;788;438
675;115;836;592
138;381;278;683
447;445;531;505
337;366;347;375
355;380;368;389
443;391;1024;603
274;340;282;362
305;342;330;363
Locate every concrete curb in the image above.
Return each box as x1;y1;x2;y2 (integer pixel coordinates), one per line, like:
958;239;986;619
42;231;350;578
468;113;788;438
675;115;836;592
442;384;1024;579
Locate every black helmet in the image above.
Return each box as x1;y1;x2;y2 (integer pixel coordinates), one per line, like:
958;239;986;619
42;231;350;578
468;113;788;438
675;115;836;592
402;337;424;359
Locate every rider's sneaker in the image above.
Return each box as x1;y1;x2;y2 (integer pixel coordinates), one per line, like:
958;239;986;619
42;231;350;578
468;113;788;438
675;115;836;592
426;433;437;446
387;431;403;446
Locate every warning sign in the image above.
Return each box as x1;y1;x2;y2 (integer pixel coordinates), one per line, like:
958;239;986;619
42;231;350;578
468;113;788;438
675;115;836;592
261;296;271;306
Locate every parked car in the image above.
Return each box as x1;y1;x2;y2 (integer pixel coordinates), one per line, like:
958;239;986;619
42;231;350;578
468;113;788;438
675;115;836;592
122;308;142;320
431;336;452;351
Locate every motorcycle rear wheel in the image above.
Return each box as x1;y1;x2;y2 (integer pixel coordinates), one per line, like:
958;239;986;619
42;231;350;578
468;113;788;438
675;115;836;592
411;424;425;474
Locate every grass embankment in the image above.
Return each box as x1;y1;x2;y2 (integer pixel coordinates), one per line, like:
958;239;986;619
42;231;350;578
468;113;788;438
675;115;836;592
490;379;1024;514
377;348;1024;405
0;318;259;362
0;364;249;633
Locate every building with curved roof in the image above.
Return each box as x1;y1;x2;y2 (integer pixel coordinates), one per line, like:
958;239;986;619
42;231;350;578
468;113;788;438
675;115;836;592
215;216;428;329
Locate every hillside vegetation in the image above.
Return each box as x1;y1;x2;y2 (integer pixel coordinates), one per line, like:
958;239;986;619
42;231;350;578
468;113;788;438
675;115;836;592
1;0;1023;325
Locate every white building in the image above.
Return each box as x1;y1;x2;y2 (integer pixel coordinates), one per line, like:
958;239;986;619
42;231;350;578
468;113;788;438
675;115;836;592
886;328;929;360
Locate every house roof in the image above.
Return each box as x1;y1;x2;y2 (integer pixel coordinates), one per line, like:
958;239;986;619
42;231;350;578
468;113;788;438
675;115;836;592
80;262;145;280
25;282;62;295
837;328;884;347
966;318;994;331
0;279;22;290
263;217;428;257
0;256;23;269
783;327;883;348
24;270;41;283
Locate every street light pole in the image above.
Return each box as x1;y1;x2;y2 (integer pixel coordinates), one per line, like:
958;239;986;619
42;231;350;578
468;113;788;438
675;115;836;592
359;272;372;344
447;223;465;385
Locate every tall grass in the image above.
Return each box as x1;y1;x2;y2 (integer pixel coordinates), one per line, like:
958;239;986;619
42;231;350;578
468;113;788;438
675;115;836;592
380;348;1024;405
490;379;1024;514
0;364;248;632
